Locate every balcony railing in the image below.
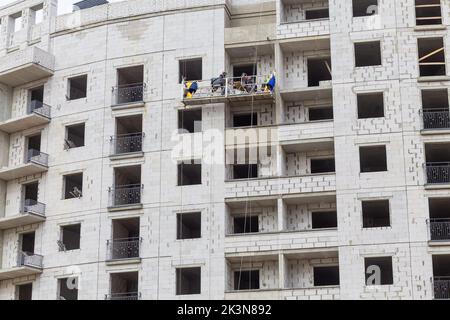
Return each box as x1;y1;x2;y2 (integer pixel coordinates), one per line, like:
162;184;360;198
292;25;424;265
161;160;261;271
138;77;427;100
422;109;450;130
434;277;450;300
106;237;141;260
26;149;49;166
112;83;145;106
426;163;450;184
105;292;141;300
27;100;51;119
109;184;142;207
111;133;144;156
17;251;43;269
182;75;274;101
22;199;46;217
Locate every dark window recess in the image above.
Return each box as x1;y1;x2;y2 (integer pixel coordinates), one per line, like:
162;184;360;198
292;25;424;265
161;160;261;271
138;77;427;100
357;93;384;119
233;164;258;180
233;113;258;128
353;0;378;17
176;267;201;295
311;158;335;174
234;270;259;290
178;161;201;186
415;0;442;26
21;232;35;254
178;109;202;133
365;257;394;286
177;212;201;240
179;59;202;83
309;106;334;121
234;216;259;234
418;38;446;77
61;224;81;250
65;123;85;149
355;41;382;67
314;266;340;286
308;58;332;87
312;211;338;229
58;278;78;300
68;75;87;100
422;89;449;110
17;283;32;300
305;8;329;20
29;86;44;110
362;200;390;228
359;146;387;173
233;64;257;78
64;173;83;199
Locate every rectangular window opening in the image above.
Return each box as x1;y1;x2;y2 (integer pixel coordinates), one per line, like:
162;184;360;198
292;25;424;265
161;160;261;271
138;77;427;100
365;257;393;286
353;0;378;17
415;0;442;26
68;75;87;100
58;278;78;300
233;215;259;234
418;38;446;77
308;106;334;121
178;160;202;186
357;92;385;119
177;212;201;240
178;109;202;133
305;8;330;20
65;123;85;149
308;58;332;87
60;224;81;251
63;173;83;199
311;158;335;174
362;200;391;228
313;266;340;286
234;270;259;290
312;211;338;229
179;59;202;83
233;113;258;128
359;145;387;173
355;41;382;67
176;267;201;295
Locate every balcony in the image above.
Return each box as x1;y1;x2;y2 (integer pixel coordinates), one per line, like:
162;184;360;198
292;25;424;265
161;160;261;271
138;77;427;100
278;121;334;146
0;46;54;87
108;184;143;211
434;277;450;300
0;251;43;281
422;109;450;132
106;237;141;264
110;133;144;158
111;83;145;109
225;174;336;199
426;163;450;185
0;102;51;133
0;200;46;230
182;76;274;106
105;292;141;300
0;150;49;181
428;219;450;242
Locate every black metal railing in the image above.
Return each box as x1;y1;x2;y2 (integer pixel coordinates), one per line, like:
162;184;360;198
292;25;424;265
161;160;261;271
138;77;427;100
27;100;51;118
26;149;49;166
429;218;450;241
17;251;43;268
107;237;141;260
426;163;450;184
434;277;450;300
111;133;144;155
109;184;142;207
422;109;450;130
22;199;46;217
112;83;145;105
105;292;141;300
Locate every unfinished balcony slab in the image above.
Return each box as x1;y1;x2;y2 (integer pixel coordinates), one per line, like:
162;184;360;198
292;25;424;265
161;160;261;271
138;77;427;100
225;174;336;199
280;86;332;101
278;121;334;146
225;287;340;300
0;212;45;230
0;161;48;181
0;265;43;281
0;111;50;133
225;229;338;255
0;47;54;87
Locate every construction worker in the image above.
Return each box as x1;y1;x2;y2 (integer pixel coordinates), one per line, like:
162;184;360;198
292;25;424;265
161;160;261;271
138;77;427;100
211;72;227;95
265;72;276;93
183;77;198;98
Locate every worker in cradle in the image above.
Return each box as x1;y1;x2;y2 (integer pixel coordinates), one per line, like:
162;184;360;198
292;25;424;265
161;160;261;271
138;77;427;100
211;71;227;95
183;77;198;98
